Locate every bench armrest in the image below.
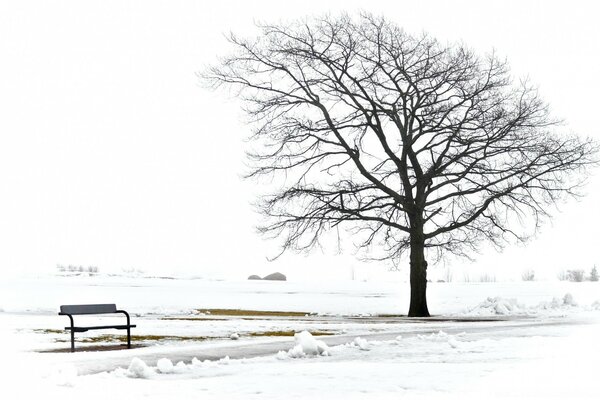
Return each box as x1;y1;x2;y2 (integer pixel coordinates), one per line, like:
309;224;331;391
58;312;75;330
115;310;131;326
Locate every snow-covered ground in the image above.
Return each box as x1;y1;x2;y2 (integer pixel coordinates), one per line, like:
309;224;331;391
1;275;599;399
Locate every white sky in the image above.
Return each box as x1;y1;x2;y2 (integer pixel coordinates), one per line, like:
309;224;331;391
0;0;599;280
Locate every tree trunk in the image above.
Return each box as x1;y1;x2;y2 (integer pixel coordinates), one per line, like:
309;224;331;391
408;223;430;317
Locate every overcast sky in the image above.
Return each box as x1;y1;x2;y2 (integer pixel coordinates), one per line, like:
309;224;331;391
0;0;598;280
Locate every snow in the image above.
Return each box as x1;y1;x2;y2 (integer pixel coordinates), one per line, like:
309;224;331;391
1;274;599;399
126;358;154;379
285;331;330;358
464;292;589;316
349;336;370;351
156;358;174;374
465;296;525;316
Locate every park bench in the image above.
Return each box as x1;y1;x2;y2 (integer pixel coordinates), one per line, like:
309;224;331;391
58;304;136;352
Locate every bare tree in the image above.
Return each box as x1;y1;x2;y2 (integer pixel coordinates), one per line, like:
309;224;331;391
205;14;597;316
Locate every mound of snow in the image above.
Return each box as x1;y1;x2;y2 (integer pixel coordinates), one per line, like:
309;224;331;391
591;301;600;310
174;361;188;373
465;293;584;316
217;356;236;365
418;330;449;341
350;337;370;351
127;358;154;379
156;358;174;374
537;293;578;310
191;357;216;368
417;330;463;348
466;297;525;316
286;331;330;358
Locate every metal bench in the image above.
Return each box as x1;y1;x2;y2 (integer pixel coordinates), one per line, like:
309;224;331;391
58;304;136;352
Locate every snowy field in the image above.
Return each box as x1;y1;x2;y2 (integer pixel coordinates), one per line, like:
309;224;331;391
1;274;599;399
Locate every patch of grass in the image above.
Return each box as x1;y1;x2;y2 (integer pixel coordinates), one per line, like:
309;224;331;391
161;317;225;321
33;329;65;334
374;314;406;318
248;330;334;337
196;309;311;317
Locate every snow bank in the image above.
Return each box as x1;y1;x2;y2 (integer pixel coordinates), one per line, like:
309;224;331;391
537;294;572;309
466;297;525;316
279;331;330;358
464;293;585;316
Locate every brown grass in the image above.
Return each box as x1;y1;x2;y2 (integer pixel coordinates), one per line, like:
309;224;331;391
248;330;334;337
195;309;311;317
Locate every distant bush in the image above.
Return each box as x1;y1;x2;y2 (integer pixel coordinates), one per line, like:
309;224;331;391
444;268;453;283
521;269;535;281
566;269;585;282
590;266;599;282
56;264;99;276
87;266;98;274
461;272;496;283
478;273;496;283
557;270;569;281
121;267;145;276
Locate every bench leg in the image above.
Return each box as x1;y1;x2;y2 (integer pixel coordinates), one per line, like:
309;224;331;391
127;327;131;349
71;330;75;352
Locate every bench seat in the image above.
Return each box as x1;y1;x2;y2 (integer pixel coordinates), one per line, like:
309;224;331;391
65;324;136;333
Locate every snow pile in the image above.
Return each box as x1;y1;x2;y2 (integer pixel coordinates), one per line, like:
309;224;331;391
127;358;154;379
216;356;241;365
466;297;525;316
537;293;578;311
174;361;188;373
463;293;590;316
279;331;330;358
417;330;451;341
120;356;236;379
417;330;463;349
156;358;174;374
591;301;600;310
191;357;205;367
349;337;370;351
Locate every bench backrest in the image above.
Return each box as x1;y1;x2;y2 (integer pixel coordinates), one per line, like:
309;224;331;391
60;304;117;315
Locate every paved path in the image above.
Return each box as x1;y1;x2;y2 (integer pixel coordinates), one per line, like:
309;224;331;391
44;316;579;375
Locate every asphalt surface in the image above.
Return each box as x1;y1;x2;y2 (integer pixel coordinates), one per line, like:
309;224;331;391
41;315;581;375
